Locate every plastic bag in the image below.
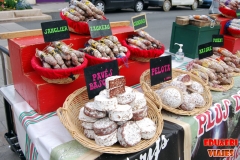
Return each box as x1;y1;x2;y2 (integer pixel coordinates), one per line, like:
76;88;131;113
209;0;221;14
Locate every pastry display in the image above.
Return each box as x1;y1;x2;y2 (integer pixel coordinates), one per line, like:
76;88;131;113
126;30;163;50
35;41;85;69
155;73;206;111
62;0;104;22
83;36;128;59
187;47;236;90
78;75;156;147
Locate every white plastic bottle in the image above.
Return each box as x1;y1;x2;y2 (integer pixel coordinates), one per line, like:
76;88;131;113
174;43;184;62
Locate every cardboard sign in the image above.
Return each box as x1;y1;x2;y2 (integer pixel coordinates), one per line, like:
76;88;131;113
150;55;172;86
88;19;112;38
212;35;224;47
41;20;70;42
84;60;119;99
198;42;213;59
236;9;240;19
131;14;148;31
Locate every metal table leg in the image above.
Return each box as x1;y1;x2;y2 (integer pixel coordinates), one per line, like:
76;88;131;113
0;46;26;160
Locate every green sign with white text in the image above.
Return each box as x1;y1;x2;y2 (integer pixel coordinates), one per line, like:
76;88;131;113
88;19;112;38
198;42;213;59
41;20;70;42
132;14;148;31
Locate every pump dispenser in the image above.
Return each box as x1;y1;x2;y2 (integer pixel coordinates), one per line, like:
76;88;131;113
174;43;184;62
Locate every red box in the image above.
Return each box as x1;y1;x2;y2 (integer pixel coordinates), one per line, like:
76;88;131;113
223;35;240;53
8;26;149;114
216;15;231;35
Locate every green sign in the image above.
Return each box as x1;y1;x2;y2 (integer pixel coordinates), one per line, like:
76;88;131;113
212;35;224;47
88;19;112;38
132;14;148;31
198;42;213;59
41;20;70;42
237;9;240;19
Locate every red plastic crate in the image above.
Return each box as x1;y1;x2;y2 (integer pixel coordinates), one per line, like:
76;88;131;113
223;35;240;54
216;15;231;35
8;26;149;114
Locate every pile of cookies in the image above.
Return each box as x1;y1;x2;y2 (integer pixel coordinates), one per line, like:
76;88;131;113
155;74;206;111
79;75;156;147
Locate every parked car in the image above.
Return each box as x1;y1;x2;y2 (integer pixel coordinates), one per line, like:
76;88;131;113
89;0;149;12
144;0;203;11
201;0;212;7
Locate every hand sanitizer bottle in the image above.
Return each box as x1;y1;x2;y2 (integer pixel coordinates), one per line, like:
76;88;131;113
174;43;184;62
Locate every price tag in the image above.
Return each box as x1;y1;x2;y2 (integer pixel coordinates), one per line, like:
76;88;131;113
150;55;172;86
88;19;112;38
84;60;119;99
236;9;240;19
131;14;148;31
212;35;224;47
198;42;213;59
41;20;70;42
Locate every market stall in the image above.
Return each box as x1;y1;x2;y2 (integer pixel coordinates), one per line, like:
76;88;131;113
2;0;240;159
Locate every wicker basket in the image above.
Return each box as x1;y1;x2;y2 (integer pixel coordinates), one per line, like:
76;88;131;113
208;77;234;92
121;39;165;63
41;74;80;84
189;69;209;86
219;6;237;18
227;27;240;38
56;86;163;154
31;56;88;84
140;69;213;116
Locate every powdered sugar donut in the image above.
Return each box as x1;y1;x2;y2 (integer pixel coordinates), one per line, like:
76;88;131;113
117;87;136;104
188;81;204;94
79;107;98;122
81;121;94;129
170;80;187;92
93;117;118;136
160;87;183;108
109;104;133;121
94;94;117;111
176;74;192;86
84;129;95;139
129;91;146;111
191;93;206;107
117;121;141;147
179;94;196;111
132;105;148;121
136;117;156;139
95;130;118;146
84;102;107;118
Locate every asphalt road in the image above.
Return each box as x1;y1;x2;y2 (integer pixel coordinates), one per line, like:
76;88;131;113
16;6;209;49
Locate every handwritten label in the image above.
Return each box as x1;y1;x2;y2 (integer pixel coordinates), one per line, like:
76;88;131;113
132;14;148;31
198;42;213;59
88;19;112;38
150;55;172;86
41;20;70;42
212;35;224;47
84;60;119;99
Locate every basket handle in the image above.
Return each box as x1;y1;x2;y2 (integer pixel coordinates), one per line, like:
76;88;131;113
141;81;162;111
56;107;75;133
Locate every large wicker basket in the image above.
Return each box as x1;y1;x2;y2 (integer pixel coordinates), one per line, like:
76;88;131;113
57;86;163;154
140;69;213;116
31;56;88;84
208;78;234;92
